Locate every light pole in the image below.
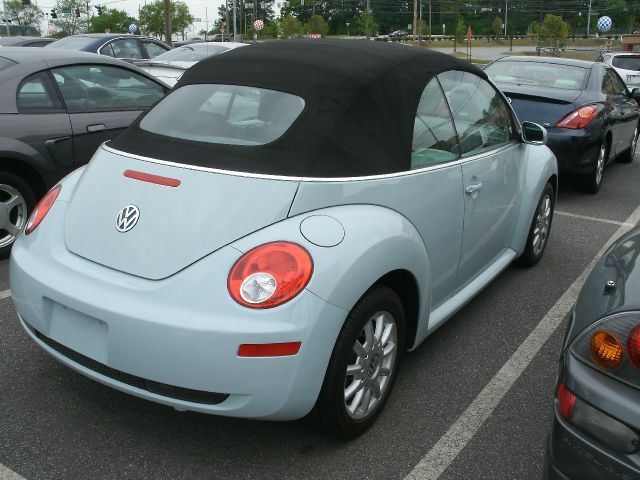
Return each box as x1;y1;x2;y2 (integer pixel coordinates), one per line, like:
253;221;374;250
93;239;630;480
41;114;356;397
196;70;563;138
345;21;349;36
586;0;592;37
2;0;10;37
504;0;508;36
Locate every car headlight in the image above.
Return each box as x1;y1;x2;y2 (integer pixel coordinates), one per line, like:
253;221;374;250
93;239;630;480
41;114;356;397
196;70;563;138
570;311;640;388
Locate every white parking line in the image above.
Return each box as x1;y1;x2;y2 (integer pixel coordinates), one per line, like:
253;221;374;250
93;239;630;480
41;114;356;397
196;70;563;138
555;210;636;227
0;464;26;480
404;204;640;480
0;289;10;300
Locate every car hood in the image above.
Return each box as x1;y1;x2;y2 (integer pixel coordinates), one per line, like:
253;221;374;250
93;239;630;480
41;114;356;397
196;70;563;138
564;226;640;347
64;145;300;280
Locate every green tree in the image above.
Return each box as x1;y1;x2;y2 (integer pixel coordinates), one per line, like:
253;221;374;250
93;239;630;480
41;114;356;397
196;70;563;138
355;11;377;38
139;0;194;40
539;14;570;47
280;15;302;38
303;14;328;36
455;18;466;42
491;17;503;38
1;0;43;35
50;0;89;36
88;8;136;33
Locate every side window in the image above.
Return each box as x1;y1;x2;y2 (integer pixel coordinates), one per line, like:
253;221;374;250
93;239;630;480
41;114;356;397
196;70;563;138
107;39;144;59
411;78;459;169
438;70;514;157
17;72;62;112
602;70;616;95
144;41;168;58
608;69;628;95
99;43;116;57
52;65;165;111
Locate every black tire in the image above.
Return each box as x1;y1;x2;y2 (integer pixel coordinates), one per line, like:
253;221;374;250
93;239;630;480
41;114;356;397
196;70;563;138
618;124;638;164
579;140;608;194
306;285;405;438
518;182;554;267
0;172;36;258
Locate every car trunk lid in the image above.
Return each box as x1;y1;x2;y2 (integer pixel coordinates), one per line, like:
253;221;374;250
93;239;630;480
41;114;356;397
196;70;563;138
64;146;300;280
497;83;583;126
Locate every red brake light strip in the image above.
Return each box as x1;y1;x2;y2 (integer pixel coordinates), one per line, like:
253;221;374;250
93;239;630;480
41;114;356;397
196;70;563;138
124;170;181;187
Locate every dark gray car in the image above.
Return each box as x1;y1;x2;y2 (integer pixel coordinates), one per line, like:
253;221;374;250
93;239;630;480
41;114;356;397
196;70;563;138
546;227;640;479
0;47;169;255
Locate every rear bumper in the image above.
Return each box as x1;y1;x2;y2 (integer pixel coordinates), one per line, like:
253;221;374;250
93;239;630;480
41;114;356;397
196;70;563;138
10;200;348;420
545;127;602;174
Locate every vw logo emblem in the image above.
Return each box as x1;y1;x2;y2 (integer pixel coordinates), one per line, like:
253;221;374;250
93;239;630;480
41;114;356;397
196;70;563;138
115;205;140;232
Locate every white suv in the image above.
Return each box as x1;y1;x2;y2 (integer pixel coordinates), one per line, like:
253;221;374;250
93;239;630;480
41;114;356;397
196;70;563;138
601;52;640;89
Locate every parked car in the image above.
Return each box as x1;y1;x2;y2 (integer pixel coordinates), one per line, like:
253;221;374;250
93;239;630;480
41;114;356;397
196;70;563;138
485;56;640;193
210;33;231;42
388;30;409;41
0;47;169;255
136;41;247;86
600;52;640;90
545;227;640;479
0;36;55;47
10;39;557;437
46;34;171;63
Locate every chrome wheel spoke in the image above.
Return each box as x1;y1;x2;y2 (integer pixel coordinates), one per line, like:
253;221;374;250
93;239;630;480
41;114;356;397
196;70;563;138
371;380;381;399
383;341;396;357
348;388;365;415
5;223;21;237
346;363;362;376
344;379;364;401
373;313;384;343
3;194;21;211
353;340;367;358
381;322;394;345
358;387;372;415
363;320;374;349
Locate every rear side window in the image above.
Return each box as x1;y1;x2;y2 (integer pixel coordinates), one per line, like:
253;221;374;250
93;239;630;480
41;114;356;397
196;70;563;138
412;78;459;168
17;72;62;112
140;84;305;146
612;56;640;71
143;41;168;58
438;70;514;157
104;39;144;59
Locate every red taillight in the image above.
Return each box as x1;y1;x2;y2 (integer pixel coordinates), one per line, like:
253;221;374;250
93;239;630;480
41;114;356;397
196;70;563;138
557;383;576;420
627;325;640;370
238;342;302;357
25;185;61;235
228;242;313;309
556;105;599;129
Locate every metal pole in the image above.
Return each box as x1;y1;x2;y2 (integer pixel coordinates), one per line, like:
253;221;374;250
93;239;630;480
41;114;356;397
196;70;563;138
232;0;236;39
412;0;417;43
365;0;369;38
428;0;431;42
205;6;207;40
504;0;507;36
587;0;592;37
3;0;10;36
418;0;422;44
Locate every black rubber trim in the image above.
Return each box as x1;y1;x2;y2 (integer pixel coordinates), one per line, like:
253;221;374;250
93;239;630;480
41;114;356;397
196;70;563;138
33;329;229;405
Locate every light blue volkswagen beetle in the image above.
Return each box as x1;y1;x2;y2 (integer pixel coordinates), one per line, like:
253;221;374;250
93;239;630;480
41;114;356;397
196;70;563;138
10;40;557;437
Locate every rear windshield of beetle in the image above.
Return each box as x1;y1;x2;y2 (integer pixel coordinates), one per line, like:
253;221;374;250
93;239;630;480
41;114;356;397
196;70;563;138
139;84;305;146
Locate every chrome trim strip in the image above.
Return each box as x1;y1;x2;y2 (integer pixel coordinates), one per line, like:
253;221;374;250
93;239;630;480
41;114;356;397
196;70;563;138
101;141;520;183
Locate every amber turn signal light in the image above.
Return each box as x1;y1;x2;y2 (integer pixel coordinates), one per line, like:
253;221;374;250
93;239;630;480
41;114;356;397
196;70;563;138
589;330;624;369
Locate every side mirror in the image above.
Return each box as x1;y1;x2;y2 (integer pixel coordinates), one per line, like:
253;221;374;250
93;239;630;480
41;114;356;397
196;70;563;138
521;121;547;145
632;88;640;102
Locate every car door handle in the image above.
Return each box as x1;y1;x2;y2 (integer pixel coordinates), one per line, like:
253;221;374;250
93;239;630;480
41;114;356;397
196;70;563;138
87;124;106;133
45;136;71;146
465;183;483;194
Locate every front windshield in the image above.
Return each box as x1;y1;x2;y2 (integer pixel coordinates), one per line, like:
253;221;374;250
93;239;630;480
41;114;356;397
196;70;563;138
140;84;305;146
151;44;229;62
485;61;589;90
612;56;640;71
46;36;97;50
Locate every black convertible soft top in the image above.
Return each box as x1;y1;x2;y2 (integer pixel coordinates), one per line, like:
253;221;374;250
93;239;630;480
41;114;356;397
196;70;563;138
110;39;485;177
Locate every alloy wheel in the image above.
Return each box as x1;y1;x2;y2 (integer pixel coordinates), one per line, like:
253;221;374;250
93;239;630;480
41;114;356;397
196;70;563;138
0;184;27;248
344;310;398;420
595;143;606;187
532;193;552;257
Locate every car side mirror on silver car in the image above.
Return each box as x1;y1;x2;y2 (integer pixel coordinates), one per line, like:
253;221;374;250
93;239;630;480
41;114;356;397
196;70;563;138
631;88;640;103
521;121;547;145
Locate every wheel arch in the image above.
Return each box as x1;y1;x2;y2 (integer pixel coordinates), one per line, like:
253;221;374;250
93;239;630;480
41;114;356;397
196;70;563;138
0;157;47;201
375;269;420;351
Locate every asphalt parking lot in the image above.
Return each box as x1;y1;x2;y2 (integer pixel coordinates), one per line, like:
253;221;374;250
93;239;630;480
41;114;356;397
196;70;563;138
1;155;640;480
